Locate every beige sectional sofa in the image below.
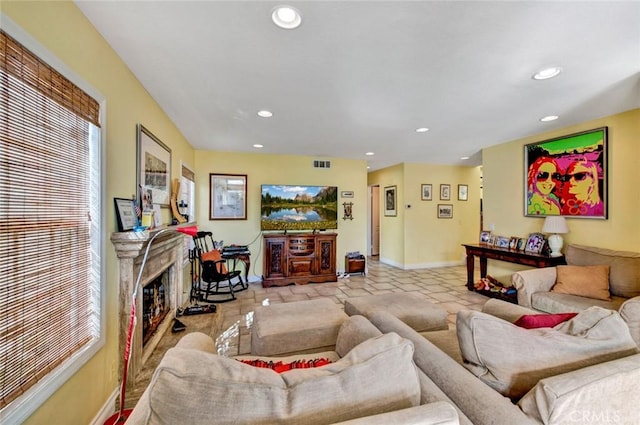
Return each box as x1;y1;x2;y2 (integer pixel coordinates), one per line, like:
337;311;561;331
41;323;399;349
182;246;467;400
126;300;640;425
512;244;640;345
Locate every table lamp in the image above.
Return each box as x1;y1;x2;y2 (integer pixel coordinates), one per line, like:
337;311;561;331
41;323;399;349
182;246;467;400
105;225;198;425
542;216;569;257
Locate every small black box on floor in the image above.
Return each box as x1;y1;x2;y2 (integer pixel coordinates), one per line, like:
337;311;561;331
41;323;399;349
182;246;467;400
345;254;366;275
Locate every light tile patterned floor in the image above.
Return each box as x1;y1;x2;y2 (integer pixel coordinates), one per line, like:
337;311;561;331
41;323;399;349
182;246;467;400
215;257;490;357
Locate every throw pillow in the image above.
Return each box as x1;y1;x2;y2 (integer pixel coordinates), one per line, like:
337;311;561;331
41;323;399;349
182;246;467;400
514;312;578;329
238;357;332;373
456;307;638;400
145;332;421;425
551;264;611;301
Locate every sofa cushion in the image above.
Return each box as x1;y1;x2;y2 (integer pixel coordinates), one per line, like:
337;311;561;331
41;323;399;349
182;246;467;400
518;354;640;425
566;244;640;298
531;291;626;314
144;332;421;425
456;307;638;400
513;312;578;329
551;264;611;300
332;402;460;425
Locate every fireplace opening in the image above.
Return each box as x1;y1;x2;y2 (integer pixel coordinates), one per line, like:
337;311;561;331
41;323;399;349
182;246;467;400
142;270;170;346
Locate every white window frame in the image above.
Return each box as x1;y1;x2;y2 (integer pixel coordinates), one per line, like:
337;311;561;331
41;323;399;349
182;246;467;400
0;15;106;425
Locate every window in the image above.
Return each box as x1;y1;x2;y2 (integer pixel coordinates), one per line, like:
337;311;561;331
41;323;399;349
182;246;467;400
0;23;104;424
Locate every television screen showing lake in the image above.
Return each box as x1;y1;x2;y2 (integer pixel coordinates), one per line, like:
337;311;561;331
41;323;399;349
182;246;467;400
260;185;338;231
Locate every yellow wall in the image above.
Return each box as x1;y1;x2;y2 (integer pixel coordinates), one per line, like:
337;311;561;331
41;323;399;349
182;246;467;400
483;108;640;281
368;164;405;265
368;163;481;268
3;2;195;424
194;151;368;276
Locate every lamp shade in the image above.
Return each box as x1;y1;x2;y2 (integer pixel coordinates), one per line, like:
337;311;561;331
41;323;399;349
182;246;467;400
542;216;569;234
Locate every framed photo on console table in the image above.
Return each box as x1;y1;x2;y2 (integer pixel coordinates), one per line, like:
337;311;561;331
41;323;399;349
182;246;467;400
524;127;607;218
525;233;546;254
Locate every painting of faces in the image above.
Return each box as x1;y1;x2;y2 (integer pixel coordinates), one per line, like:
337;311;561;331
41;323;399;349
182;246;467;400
525;127;607;218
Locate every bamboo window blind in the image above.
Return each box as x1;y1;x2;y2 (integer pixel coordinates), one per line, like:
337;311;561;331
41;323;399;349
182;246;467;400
0;30;101;409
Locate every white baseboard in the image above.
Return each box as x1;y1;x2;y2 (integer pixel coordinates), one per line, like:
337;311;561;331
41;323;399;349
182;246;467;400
90;387;118;425
379;257;463;270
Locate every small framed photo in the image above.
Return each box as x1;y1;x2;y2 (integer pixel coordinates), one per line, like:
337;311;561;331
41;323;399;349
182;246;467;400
114;197;138;231
508;236;519;250
488;234;496;245
458;184;468;201
340;191;354;198
440;184;451;200
496;236;510;249
479;231;492;244
421;184;432;201
437;204;453;219
516;238;527;251
384;185;397;216
525;233;546;254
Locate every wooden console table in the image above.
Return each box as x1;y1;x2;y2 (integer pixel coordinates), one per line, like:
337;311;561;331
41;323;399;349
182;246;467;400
462;244;566;290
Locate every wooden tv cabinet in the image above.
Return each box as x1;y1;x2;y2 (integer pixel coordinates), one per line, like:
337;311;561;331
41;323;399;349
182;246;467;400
262;233;337;287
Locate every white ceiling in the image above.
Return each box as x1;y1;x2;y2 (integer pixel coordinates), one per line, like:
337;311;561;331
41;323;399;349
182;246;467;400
75;1;640;171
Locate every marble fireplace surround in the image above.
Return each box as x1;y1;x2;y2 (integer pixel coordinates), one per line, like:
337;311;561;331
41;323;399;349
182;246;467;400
111;227;186;387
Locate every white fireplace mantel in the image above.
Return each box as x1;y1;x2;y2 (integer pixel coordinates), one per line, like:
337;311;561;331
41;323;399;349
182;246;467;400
110;227;187;387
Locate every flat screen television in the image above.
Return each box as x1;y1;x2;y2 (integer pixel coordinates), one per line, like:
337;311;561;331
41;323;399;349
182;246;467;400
261;185;338;231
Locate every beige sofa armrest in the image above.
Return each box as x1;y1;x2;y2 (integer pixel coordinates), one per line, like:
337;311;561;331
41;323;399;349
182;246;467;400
332;402;459;425
518;353;640;425
511;267;557;308
620;296;640;347
481;299;539;322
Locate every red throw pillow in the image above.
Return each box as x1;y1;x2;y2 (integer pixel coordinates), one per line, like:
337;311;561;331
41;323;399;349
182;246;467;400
513;313;578;329
238;358;332;373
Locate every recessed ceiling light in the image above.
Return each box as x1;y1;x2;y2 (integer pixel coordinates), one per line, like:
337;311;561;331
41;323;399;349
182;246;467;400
415;127;429;133
272;6;302;29
533;67;562;80
540;115;559;122
365;152;375;156
253;144;264;148
460;156;470;160
257;110;273;118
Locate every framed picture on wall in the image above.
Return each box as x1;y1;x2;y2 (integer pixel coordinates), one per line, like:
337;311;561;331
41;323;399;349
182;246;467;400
524;127;607;218
421;184;432;201
458;184;468;201
437;204;453;219
137;124;171;207
384;186;397;216
440;184;450;200
209;173;247;220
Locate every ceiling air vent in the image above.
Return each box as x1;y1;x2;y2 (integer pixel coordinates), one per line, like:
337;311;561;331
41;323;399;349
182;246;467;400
313;160;331;169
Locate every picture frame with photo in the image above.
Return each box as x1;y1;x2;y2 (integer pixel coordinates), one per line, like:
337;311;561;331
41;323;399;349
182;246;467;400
516;238;527;251
458;184;468;201
210;173;247;220
114;197;138;232
421;184;432;201
137;124;171;207
508;236;519;250
525;232;546;254
496;236;510;249
440;184;451;200
437;204;453;219
384;186;397;216
479;231;492;244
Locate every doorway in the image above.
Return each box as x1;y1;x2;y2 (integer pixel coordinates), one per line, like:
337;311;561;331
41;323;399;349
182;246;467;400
368;185;380;256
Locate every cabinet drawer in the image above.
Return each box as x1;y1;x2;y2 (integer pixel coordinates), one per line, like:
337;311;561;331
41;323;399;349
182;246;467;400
289;258;314;276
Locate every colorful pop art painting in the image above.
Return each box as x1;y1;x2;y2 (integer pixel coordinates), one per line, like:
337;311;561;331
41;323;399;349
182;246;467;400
524;127;607;219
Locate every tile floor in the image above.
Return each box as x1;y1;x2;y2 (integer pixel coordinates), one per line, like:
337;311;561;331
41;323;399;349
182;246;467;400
127;257;490;408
